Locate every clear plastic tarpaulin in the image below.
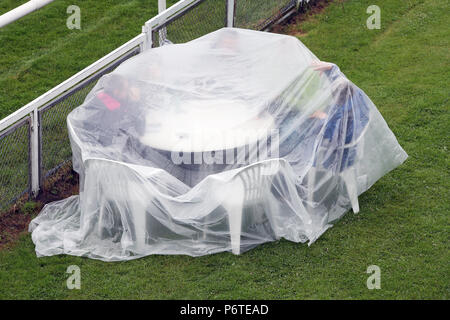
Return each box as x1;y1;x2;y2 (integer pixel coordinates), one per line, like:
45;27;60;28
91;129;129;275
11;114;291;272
29;28;407;261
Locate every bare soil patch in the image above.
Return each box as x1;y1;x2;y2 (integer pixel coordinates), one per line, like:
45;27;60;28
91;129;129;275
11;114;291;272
0;163;78;250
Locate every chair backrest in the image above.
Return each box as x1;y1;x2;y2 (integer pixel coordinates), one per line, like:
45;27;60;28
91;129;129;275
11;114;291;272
237;160;280;203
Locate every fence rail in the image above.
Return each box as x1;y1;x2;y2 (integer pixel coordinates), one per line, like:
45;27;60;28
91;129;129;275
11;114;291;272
0;0;310;210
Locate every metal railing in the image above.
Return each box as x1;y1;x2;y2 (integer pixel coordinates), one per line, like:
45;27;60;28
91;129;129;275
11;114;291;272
0;0;310;210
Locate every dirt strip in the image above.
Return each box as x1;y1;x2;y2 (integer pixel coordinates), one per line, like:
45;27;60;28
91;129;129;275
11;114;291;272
0;164;79;250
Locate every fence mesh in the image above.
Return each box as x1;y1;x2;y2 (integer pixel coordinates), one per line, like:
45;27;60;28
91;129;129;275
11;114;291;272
0;118;30;210
153;0;227;47
235;0;297;30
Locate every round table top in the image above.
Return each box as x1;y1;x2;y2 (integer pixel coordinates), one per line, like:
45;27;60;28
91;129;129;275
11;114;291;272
139;99;275;153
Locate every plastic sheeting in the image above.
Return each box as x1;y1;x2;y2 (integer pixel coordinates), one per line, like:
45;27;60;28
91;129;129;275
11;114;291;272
29;28;407;261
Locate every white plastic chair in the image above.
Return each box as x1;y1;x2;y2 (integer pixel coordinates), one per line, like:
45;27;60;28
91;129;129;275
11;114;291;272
222;160;280;255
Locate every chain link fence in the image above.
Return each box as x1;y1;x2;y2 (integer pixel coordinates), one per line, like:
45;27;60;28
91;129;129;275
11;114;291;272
235;0;299;30
153;0;227;47
0;118;31;210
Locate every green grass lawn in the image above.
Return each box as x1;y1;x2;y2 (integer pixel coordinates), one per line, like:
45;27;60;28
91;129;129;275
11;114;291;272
0;0;449;299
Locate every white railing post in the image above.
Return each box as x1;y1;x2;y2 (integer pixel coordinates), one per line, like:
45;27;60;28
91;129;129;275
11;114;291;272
158;0;167;12
30;108;40;196
226;0;235;27
142;25;152;50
